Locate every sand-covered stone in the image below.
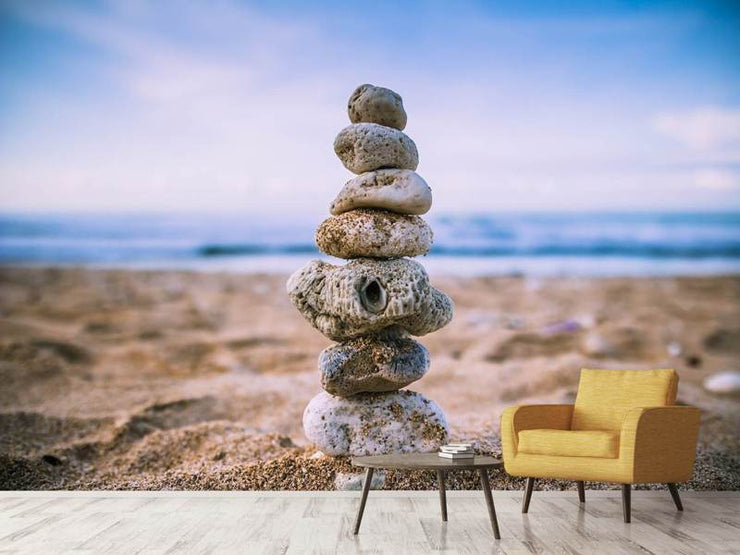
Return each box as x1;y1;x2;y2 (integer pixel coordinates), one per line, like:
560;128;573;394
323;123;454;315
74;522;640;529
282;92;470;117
334;469;386;490
334;123;418;174
286;258;454;341
348;84;407;130
315;209;432;259
320;327;429;396
303;390;449;456
330;169;432;216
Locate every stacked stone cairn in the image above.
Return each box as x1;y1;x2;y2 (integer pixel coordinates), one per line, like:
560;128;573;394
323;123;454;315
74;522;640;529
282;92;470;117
287;84;454;456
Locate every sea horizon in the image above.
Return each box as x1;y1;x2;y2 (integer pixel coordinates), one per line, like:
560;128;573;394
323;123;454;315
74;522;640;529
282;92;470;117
1;211;739;277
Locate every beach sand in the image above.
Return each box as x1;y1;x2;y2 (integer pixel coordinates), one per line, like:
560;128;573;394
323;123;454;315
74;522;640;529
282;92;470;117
1;266;738;490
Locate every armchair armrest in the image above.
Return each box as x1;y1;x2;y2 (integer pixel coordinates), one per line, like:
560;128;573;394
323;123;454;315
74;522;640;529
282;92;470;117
501;404;574;461
619;406;700;484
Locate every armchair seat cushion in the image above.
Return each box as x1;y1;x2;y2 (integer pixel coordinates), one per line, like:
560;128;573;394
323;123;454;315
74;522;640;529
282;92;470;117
518;429;619;459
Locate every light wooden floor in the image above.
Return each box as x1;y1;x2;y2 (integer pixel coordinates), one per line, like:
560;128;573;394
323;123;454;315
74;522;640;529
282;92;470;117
1;490;738;554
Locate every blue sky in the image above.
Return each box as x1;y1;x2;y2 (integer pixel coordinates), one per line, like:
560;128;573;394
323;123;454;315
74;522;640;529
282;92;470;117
0;0;739;215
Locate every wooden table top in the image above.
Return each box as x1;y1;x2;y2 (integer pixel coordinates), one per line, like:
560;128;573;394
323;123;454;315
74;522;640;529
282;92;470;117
352;453;502;471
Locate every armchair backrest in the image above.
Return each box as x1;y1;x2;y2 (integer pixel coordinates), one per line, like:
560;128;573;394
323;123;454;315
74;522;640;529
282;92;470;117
572;369;678;431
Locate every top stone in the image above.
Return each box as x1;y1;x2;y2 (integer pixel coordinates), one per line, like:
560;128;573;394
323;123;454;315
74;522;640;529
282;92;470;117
348;84;407;130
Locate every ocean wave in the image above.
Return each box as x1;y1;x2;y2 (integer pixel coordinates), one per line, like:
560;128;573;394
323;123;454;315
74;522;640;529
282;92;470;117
191;243;740;259
429;244;740;258
198;244;317;256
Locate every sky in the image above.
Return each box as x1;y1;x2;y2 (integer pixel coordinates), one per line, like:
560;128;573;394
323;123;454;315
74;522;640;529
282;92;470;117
0;0;739;217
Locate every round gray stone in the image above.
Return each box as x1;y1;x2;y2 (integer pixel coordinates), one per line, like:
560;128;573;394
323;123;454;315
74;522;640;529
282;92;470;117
334;123;418;174
348;84;407;130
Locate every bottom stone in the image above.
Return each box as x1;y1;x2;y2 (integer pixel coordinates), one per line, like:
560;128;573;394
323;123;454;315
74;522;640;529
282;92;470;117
302;390;449;456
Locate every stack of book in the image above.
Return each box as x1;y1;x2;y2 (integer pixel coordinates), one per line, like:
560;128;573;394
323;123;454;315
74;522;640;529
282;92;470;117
438;443;474;459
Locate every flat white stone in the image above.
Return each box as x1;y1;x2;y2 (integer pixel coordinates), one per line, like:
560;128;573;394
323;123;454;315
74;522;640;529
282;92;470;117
330;169;432;216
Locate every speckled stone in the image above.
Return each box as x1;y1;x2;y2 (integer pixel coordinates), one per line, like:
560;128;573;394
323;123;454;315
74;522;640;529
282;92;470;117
315;209;432;259
320;327;429;397
286;257;454;341
330;169;432;216
334;123;418;174
303;390;449;456
348;84;407;130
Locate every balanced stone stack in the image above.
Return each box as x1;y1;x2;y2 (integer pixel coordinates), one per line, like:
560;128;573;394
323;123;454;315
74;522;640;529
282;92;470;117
287;84;454;456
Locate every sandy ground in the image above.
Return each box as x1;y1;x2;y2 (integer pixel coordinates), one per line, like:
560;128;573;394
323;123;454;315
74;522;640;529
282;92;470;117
0;266;738;490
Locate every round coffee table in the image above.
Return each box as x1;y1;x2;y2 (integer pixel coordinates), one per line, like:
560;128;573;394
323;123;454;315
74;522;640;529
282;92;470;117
351;453;503;539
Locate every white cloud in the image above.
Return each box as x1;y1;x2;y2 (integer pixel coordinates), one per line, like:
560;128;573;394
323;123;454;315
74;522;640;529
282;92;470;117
694;169;740;191
653;107;740;151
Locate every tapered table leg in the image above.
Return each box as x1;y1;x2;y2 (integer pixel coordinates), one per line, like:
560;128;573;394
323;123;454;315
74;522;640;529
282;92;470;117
522;477;535;513
437;470;447;522
577;481;585;503
667;483;683;511
353;468;374;535
622;484;631;523
478;468;501;539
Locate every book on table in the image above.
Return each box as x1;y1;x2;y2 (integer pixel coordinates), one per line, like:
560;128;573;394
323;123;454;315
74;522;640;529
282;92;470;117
438;452;475;459
438;443;474;458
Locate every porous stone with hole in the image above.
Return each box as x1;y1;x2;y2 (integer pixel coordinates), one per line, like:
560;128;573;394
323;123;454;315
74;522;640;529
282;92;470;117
303;390;449;456
330;169;432;216
315;209;432;259
334;123;418;174
320;327;429;396
286;257;453;341
348;84;407;130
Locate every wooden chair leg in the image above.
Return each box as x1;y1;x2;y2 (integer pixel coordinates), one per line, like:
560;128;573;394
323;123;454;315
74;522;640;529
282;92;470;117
621;484;631;523
577;481;585;503
522;477;535;513
667;483;683;511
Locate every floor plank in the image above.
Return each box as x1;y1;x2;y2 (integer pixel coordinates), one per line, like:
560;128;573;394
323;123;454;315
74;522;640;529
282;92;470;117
0;491;737;554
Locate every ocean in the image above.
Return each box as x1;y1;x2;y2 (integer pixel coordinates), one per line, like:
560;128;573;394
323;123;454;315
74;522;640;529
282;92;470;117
1;212;738;277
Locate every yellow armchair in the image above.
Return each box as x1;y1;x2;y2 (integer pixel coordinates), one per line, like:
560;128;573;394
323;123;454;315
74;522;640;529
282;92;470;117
501;369;700;522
